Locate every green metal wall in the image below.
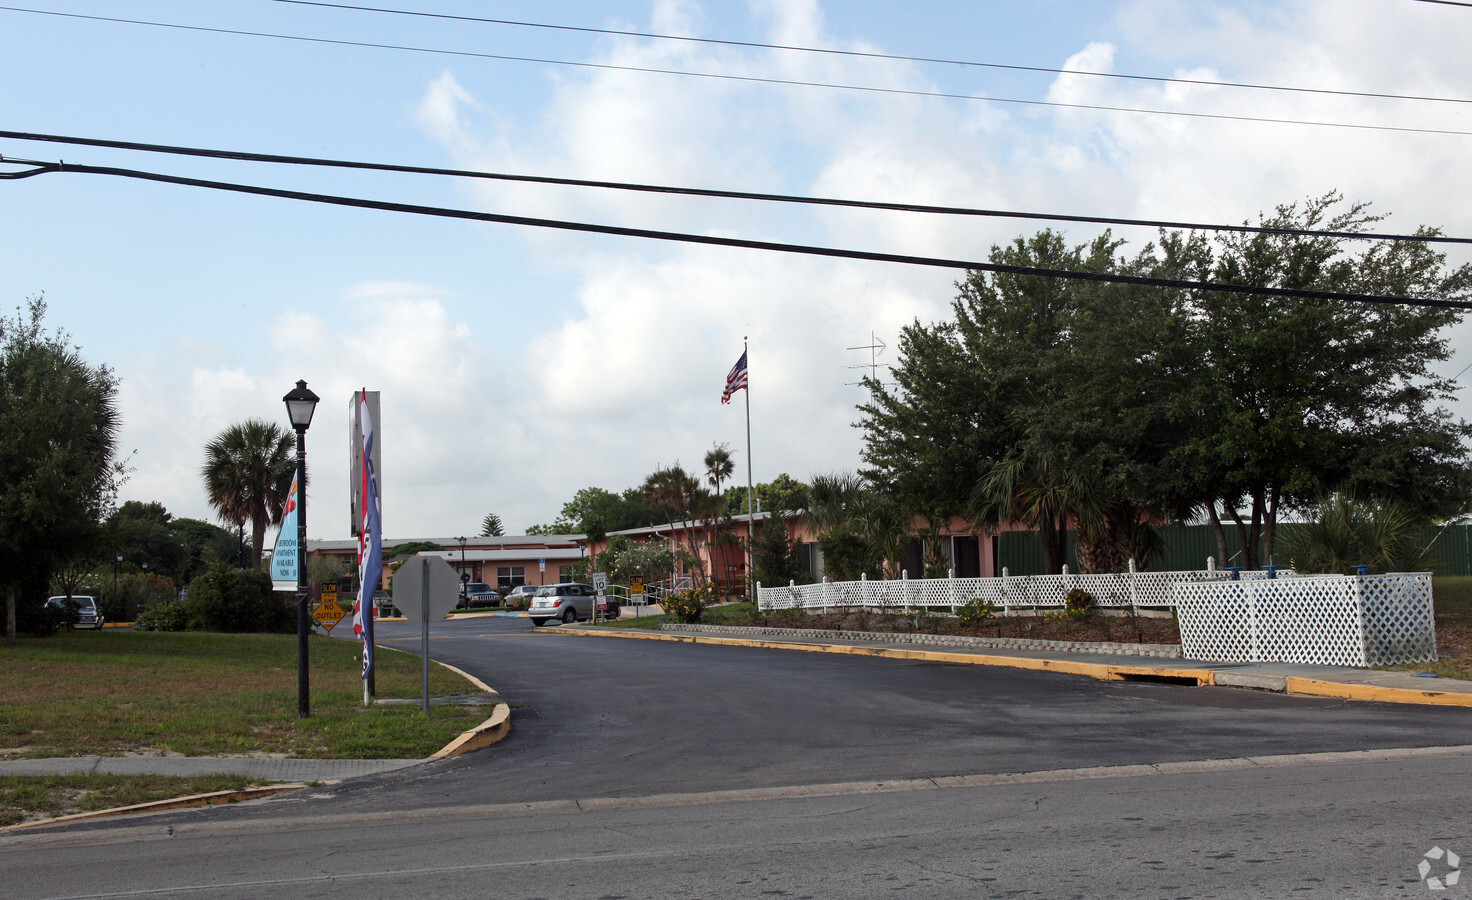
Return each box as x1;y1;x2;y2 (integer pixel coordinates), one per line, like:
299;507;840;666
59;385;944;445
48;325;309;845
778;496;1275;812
998;523;1472;576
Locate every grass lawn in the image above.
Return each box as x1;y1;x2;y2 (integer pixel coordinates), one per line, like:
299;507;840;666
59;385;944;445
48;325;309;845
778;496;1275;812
1399;576;1472;680
0;631;490;760
0;774;253;827
0;630;495;825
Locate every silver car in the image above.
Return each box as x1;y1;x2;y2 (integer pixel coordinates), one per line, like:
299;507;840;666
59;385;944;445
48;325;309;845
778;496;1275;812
528;583;619;626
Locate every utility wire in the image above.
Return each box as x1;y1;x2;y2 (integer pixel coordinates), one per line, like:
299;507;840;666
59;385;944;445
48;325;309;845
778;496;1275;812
2;158;1466;310
3;130;1467;245
2;6;1468;137
269;0;1472;107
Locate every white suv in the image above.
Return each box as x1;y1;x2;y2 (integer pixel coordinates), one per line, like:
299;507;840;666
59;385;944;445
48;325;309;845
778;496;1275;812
46;595;105;630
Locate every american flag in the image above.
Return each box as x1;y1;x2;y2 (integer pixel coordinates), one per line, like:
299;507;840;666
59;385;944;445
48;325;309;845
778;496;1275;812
351;390;382;681
721;350;748;404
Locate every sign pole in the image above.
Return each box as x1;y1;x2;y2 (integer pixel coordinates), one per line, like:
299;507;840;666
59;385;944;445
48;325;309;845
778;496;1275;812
421;557;431;715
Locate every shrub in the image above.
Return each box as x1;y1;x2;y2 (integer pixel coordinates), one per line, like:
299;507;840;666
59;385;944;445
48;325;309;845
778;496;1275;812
134;597;190;632
662;587;708;624
96;573;176;624
181;564;292;633
957;597;996;627
1064;587;1094;620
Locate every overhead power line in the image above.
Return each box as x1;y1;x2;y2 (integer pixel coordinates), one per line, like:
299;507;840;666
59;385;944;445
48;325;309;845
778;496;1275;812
1;157;1465;310
1;6;1468;137
269;0;1472;108
2;130;1468;245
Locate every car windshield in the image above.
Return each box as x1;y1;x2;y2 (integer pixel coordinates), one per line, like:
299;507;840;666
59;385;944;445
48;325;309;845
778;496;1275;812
534;586;558;598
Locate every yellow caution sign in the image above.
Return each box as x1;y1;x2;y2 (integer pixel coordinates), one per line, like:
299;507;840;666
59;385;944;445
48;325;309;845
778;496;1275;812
312;596;347;631
629;576;645;596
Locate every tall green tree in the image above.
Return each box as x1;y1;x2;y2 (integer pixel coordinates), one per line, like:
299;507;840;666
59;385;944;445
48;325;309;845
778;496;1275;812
480;513;504;537
0;297;123;643
107;500;189;582
201;419;295;571
861;196;1472;574
1182;193;1472;566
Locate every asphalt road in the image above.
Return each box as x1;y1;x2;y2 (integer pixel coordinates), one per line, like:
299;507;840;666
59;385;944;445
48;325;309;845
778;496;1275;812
4;614;1472;899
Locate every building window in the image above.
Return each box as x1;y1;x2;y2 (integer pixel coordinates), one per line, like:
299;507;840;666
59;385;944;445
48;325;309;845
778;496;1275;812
559;565;577;583
497;566;525;589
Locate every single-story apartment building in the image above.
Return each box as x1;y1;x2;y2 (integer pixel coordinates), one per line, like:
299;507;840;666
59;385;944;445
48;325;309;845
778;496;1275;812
306;534;591;592
587;512;1025;594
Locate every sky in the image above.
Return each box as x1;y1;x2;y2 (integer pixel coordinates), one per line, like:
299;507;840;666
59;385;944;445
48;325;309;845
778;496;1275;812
2;0;1471;542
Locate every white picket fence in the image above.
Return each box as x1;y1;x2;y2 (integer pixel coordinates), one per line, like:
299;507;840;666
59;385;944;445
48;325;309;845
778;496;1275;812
756;562;1240;615
1173;572;1436;667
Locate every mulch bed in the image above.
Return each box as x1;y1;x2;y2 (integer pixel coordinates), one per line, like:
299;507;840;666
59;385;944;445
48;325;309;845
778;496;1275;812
733;607;1182;646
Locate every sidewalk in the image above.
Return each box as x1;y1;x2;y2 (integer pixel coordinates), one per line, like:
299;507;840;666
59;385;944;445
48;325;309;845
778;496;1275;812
545;623;1472;708
0;757;423;779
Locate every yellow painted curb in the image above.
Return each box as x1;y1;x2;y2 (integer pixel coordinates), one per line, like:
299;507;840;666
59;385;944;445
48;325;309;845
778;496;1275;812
540;628;1219;687
1285;677;1472;707
1;784;310;832
423;658;513;757
431;703;513;758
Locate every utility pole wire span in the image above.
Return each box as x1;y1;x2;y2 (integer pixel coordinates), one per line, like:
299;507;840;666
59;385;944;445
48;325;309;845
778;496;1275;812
1;130;1468;245
2;158;1466;311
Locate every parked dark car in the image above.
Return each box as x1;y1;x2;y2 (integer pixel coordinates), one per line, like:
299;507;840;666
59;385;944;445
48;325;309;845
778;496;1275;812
462;581;500;608
46;595;105;630
528;583;620;626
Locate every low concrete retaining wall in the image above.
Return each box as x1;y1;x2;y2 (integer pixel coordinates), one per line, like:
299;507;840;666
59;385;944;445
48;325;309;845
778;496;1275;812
661;624;1183;659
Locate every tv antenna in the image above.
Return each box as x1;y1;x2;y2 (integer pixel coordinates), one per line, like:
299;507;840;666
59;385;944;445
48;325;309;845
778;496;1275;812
846;332;887;386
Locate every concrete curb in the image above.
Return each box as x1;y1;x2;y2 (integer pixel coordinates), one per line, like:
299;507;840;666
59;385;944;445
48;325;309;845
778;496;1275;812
426;660;514;758
1283;677;1472;707
538;627;1220;685
542;626;1472;708
2;784;310;832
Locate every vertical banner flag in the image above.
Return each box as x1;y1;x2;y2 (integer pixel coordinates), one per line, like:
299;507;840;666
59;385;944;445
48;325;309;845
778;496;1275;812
352;390;382;680
721;350;748;404
269;474;300;592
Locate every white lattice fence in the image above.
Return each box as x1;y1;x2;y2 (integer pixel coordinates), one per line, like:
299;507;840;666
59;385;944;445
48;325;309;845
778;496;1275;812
758;567;1223;613
1172;573;1435;667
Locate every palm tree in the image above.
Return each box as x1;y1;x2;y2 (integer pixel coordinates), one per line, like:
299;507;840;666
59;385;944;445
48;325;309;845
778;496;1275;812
201;419;295;571
1282;493;1436;574
703;444;736;589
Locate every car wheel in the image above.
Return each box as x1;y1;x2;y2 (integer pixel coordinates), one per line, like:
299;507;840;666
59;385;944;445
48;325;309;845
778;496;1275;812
531;618;547;627
562;607;577;624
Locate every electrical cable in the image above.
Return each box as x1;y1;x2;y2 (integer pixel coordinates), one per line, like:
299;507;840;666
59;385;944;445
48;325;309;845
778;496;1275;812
2;130;1467;245
268;0;1472;108
1;6;1468;137
3;158;1466;310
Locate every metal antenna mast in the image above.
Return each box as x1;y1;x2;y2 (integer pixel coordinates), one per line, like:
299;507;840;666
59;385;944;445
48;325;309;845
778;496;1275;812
845;332;887;386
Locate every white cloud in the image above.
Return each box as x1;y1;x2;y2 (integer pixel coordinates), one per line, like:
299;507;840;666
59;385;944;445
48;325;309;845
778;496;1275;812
114;0;1472;545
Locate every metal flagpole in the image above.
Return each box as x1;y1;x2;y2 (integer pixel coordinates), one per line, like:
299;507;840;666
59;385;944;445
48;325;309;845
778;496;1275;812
743;337;755;602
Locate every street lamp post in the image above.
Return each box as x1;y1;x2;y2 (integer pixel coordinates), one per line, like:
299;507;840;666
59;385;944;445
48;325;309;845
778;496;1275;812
283;379;319;718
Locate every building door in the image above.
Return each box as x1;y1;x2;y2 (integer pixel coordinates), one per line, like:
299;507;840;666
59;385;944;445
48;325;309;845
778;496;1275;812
951;535;981;577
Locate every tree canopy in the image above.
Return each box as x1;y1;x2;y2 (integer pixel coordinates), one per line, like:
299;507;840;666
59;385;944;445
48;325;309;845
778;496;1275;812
860;194;1472;573
1;297;123;642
